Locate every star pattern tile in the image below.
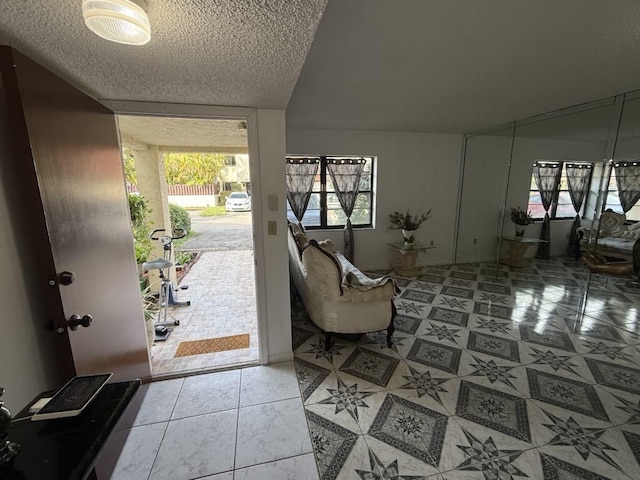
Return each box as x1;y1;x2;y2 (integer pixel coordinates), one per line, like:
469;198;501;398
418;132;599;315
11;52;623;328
421;323;460;344
582;340;633;362
290;259;640;480
393;314;422;335
368;394;448;467
526;368;609;421
427;306;469;327
467;355;518;389
612;393;640;424
318;377;376;422
398;366;448;404
528;347;580;375
295;357;332;401
304;339;346;362
519;324;576;352
399;289;436;304
539;453;613;480
396;301;428;316
455;428;528;479
340;347;400;387
541;409;621;470
474;317;512;334
467;331;521;363
437;296;469;310
355;448;428;480
456;380;531;442
473;302;513;320
441;286;475;299
306;410;358;480
585;357;640;395
622;429;640;470
406;338;462;374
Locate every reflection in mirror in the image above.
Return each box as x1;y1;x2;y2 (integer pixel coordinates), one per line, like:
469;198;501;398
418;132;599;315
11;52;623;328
505;103;614;320
455;99;632;332
456;126;512;264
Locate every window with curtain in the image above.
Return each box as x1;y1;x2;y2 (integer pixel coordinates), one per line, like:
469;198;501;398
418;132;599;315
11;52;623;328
527;161;593;219
605;162;640;221
285;156;375;229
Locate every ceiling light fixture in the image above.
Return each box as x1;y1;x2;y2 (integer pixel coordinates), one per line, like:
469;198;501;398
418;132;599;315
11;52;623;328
82;0;151;46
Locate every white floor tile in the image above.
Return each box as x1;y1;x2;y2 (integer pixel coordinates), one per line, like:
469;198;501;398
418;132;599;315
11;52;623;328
149;410;238;480
235;397;312;469
171;369;241;419
132;378;184;426
233;454;319;480
109;423;167;480
239;362;301;407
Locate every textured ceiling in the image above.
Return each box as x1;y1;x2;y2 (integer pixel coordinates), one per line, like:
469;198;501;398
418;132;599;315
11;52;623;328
118;115;248;149
117;116;247;150
3;1;640;136
287;0;640;133
0;0;327;108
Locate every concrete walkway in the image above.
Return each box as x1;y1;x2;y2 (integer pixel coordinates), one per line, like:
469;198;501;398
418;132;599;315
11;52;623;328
179;210;253;251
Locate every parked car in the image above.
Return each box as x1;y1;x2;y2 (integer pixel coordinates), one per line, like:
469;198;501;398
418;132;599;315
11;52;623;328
225;192;251;212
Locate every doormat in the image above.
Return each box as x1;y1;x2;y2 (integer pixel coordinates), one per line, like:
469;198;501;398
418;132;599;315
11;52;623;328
174;334;250;357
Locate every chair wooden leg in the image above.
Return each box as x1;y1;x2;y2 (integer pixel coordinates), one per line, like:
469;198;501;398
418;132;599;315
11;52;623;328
387;301;397;347
324;332;333;351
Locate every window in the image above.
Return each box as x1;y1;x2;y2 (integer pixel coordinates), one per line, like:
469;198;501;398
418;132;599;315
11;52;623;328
224;156;236;166
286;156;375;229
604;164;640;221
527;161;593;219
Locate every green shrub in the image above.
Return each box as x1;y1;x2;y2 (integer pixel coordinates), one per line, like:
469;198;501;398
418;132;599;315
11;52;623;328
170;203;191;234
128;194;153;266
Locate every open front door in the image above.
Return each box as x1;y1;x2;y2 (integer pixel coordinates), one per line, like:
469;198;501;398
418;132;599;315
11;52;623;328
0;47;150;381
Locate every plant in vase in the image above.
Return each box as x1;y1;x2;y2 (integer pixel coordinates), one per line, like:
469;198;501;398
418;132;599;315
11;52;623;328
387;209;432;245
510;206;533;237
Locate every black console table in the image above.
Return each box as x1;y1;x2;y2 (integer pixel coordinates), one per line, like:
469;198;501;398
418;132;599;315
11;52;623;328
2;380;140;480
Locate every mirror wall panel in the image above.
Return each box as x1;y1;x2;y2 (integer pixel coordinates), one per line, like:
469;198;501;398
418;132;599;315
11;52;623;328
456;127;512;264
504;102;615;252
455;93;639;320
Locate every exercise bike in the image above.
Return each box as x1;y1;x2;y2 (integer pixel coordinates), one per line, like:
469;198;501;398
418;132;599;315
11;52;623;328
143;228;191;340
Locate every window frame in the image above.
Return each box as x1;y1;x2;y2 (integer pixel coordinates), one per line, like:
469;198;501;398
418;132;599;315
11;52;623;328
286;155;375;230
527;161;594;220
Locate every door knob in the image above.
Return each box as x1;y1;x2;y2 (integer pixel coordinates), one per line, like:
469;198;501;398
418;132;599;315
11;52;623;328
66;314;93;331
58;271;76;285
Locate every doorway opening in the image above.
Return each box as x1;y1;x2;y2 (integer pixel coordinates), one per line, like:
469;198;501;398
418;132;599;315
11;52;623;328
117;115;259;377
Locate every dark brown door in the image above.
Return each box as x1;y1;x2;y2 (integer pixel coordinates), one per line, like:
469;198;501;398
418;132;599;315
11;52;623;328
0;47;150;381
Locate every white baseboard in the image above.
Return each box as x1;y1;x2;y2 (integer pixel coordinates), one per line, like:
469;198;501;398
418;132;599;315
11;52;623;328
268;352;294;364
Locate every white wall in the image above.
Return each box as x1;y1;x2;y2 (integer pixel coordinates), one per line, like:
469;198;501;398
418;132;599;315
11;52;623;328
252;110;292;362
287;128;463;269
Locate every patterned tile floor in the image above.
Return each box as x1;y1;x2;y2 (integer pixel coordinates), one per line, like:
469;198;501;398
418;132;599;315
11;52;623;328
149;250;259;376
292;257;640;479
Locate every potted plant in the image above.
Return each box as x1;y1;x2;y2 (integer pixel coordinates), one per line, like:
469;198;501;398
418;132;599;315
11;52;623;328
387;209;432;245
510;206;533;237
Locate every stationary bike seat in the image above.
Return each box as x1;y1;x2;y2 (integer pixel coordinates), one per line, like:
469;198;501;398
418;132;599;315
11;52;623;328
142;258;174;270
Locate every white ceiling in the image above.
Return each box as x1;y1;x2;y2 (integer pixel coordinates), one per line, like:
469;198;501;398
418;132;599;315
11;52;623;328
2;1;640;136
287;0;640;134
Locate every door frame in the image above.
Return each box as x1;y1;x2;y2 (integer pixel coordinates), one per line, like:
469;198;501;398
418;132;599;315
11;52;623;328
102;101;269;364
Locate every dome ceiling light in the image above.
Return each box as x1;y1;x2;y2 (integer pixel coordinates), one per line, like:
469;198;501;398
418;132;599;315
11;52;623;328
82;0;151;46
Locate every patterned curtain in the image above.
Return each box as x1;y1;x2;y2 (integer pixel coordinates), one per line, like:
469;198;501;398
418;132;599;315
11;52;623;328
533;161;562;259
565;163;593;257
327;158;365;263
285;158;319;226
613;161;640;213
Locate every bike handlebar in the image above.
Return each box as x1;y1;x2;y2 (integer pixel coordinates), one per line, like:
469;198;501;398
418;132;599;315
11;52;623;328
150;228;187;241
